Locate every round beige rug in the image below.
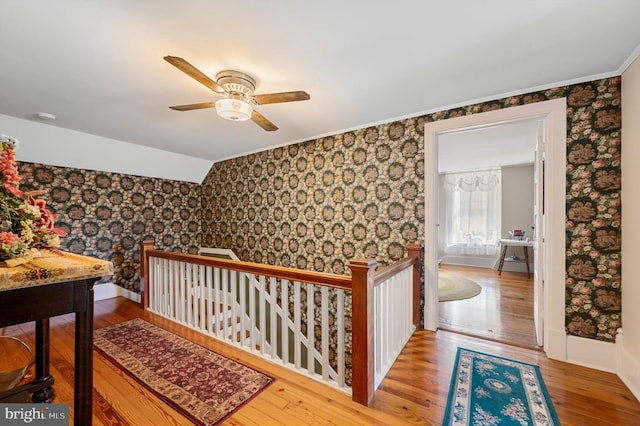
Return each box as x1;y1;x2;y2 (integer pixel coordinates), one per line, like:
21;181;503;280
438;272;482;302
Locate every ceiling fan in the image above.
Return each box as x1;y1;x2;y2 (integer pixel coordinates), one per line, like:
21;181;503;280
164;56;310;131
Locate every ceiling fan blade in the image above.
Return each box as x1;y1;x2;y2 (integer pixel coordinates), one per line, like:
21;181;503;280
169;102;215;111
253;91;310;105
251;110;278;131
164;56;225;94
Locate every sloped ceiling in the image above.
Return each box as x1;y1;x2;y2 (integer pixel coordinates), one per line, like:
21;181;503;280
1;0;639;163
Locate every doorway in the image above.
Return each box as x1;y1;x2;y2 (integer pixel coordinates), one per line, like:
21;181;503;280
435;119;539;348
423;98;567;359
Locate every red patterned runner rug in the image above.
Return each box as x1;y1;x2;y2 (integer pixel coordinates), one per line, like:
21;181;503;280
94;318;274;425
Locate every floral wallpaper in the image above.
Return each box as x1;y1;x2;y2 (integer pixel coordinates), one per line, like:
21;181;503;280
11;76;621;345
563;80;622;341
201;76;622;343
17;162;202;291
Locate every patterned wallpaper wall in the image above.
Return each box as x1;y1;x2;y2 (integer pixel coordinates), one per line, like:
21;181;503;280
11;77;620;345
201;77;622;343
17;162;202;291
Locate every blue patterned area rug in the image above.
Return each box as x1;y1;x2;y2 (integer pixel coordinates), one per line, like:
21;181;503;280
443;348;559;426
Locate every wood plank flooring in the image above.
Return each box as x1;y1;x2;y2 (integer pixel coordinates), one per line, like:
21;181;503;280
2;297;639;425
438;264;538;348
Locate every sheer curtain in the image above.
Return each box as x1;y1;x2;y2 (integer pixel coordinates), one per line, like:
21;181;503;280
443;168;501;256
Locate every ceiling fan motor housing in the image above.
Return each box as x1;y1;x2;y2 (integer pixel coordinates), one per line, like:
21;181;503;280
216;70;256;100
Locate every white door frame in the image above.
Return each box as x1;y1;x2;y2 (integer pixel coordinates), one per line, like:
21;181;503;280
533;123;545;347
423;98;567;359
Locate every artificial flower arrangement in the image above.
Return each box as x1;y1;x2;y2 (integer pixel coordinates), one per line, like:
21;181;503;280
0;134;66;266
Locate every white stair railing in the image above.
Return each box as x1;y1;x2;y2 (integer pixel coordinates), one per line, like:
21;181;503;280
140;241;420;405
145;253;351;392
197;247;336;379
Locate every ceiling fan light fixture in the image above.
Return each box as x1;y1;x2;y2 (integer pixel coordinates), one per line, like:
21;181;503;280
215;98;253;122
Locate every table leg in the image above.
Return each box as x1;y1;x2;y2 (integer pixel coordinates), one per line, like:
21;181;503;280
75;281;94;426
32;319;55;403
524;246;531;278
497;245;508;275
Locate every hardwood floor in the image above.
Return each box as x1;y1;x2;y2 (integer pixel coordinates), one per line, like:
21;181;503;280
438;264;538;348
3;297;639;425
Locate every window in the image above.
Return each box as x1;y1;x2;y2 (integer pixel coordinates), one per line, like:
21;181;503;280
443;168;501;256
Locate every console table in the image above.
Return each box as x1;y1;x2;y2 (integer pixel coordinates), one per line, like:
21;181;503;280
0;250;113;425
497;239;534;278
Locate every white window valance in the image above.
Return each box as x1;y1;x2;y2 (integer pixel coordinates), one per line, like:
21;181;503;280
443;169;501;192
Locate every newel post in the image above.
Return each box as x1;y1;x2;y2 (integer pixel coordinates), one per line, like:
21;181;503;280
407;242;422;329
140;239;155;309
348;257;378;406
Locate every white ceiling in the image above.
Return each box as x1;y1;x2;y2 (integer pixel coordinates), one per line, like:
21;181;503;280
438;120;539;173
1;1;639;163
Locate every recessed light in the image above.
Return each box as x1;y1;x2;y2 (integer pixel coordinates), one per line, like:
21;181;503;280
36;112;56;121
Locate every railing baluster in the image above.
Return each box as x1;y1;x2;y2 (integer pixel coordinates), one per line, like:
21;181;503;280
149;258;155;311
230;269;238;343
194;264;200;327
206;266;213;333
270;277;277;358
282;279;289;364
221;267;228;340
239;270;247;347
321;286;329;381
385;281;390;376
337;289;345;388
150;258;157;312
167;259;172;317
182;261;187;325
294;281;301;370
168;259;175;318
247;272;256;350
259;275;266;354
158;258;163;314
198;265;205;330
401;271;407;342
213;267;220;335
186;262;193;326
375;281;382;378
174;261;180;322
164;259;170;316
179;261;185;324
307;283;314;375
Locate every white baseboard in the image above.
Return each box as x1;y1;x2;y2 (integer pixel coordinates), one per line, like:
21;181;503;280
545;330;618;374
439;256;496;268
566;335;617;373
616;330;640;402
94;282;141;303
440;256;532;273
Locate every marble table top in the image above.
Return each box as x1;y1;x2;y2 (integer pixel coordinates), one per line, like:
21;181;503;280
0;250;113;291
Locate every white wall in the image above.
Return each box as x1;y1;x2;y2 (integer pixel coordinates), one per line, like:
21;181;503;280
0;114;213;183
499;165;534;273
501;165;534;240
620;56;640;399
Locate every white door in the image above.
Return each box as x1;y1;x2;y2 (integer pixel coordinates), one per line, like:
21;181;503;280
533;122;545;346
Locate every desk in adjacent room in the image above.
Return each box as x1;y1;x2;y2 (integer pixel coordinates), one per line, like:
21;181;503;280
497;239;535;278
0;250;113;426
